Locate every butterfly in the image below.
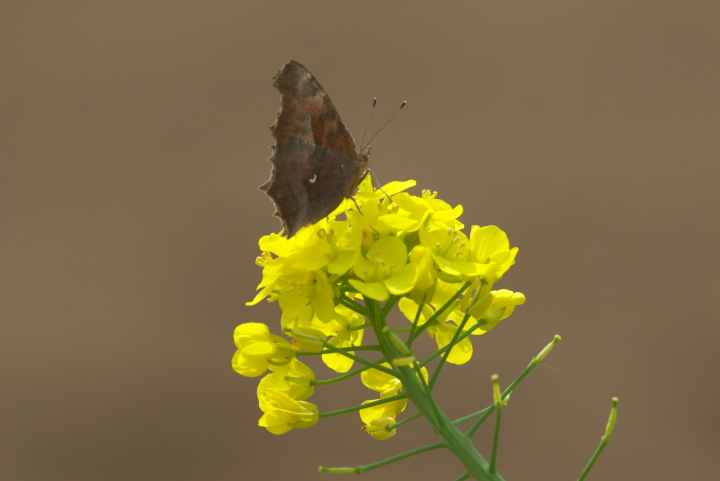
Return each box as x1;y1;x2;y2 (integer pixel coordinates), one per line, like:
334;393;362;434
260;60;370;237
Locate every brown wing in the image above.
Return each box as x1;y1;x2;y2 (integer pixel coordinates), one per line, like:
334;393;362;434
260;61;369;237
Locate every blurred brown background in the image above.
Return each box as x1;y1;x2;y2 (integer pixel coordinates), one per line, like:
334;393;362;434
2;1;719;480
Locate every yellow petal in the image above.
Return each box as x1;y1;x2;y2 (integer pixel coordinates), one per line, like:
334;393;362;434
349;279;389;301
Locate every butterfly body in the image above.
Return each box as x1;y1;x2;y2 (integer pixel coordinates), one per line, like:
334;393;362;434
261;60;370;237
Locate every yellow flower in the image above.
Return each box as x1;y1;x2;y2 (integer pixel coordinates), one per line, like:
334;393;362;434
257;358;315;402
349;236;418;301
470;289;527;334
359;362;429;427
361;362;408;396
258;389;319;435
362;417;397;440
469;225;518;281
232;323;295;377
406;245;437;304
419;226;490;280
398;297;472;364
320;304;366;373
384;188;464;233
286;326;327;353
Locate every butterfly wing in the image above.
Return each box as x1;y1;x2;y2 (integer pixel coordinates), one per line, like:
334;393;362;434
261;61;369;237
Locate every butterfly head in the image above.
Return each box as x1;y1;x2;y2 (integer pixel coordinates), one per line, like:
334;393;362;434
360;145;371;164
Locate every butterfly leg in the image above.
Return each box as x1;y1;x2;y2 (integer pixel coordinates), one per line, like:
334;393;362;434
365;169;393;202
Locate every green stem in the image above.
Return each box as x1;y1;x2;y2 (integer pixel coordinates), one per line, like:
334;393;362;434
409;281;471;343
489;375;503;474
577;397;618;481
467;335;561;438
381;295;401;317
388;411;423;430
367;297;504;481
319;394;407;418
297;344;380;356
310;363;376;386
398;364;503;481
428;311;471;390
452;474;472;481
452;407;493;426
319;339;396;376
407;301;425;349
417;315;490;369
319;442;445;474
339;294;369;317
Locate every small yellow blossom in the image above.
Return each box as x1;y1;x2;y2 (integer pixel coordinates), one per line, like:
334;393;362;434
258;389;319;435
361;417;397;440
232;323;295;377
257;358;315;402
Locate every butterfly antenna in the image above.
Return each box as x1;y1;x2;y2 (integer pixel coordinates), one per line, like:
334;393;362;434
362;101;407;149
359;97;377;151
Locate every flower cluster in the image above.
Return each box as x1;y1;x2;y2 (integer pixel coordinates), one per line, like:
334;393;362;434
233;177;525;436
